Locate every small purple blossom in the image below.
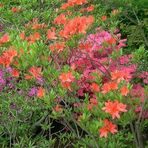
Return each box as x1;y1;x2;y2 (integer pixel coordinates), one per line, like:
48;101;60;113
28;87;38;97
0;69;4;77
5;67;13;73
10;102;17;109
36;77;44;85
0;77;5;85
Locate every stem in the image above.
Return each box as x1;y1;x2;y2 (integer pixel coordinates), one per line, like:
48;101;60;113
130;123;139;148
72;118;99;148
135;122;144;148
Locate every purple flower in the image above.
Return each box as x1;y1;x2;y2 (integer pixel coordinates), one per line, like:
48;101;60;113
10;103;17;109
36;77;44;85
5;67;13;73
0;77;6;85
0;69;4;77
28;87;38;97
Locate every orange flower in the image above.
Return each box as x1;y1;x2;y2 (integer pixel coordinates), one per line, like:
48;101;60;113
107;37;116;45
29;66;42;79
32;23;47;30
47;28;57;40
99;119;117;138
78;42;92;52
61;3;70;10
59;72;74;83
59;72;75;90
102;100;127;119
0;34;10;45
25;74;33;80
11;69;19;77
109;81;118;90
0;56;11;67
101;15;107;21
85;5;94;12
26;32;40;44
87;103;94;111
102;83;110;94
49;42;65;52
0;49;17;67
59;16;94;38
53;14;67;25
90;83;100;92
33;32;40;40
3;49;17;59
101;81;118;94
90;98;98;105
87;98;98;111
111;70;130;83
11;7;21;13
121;85;129;96
60;0;87;9
20;32;26;40
37;87;45;98
54;104;63;112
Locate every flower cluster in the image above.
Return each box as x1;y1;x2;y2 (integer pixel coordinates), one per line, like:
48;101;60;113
0;0;147;146
0;48;17;67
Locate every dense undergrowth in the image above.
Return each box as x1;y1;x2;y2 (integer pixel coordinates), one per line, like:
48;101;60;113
0;0;148;148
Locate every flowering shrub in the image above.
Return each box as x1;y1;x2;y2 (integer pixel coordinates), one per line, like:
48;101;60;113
0;0;147;147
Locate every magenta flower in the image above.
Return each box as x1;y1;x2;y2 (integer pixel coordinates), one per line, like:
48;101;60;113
28;87;38;97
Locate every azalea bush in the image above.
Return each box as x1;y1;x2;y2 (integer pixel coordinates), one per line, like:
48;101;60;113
0;0;148;148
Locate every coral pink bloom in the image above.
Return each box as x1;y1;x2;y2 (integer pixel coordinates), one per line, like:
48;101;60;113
59;72;75;90
90;83;100;92
0;34;10;45
20;32;26;40
61;0;87;9
85;5;94;12
87;98;98;111
49;42;65;52
11;7;21;13
59;16;94;38
47;28;57;40
102;83;110;94
59;72;74;83
29;66;42;79
101;81;118;94
111;70;130;83
121;85;129;96
32;23;47;30
87;103;94;111
37;87;45;98
109;81;118;90
90;98;98;105
11;69;19;77
99;119;117;138
102;100;127;119
107;37;116;45
61;3;70;10
54;104;63;112
25;74;33;80
53;14;67;25
101;15;107;21
0;49;17;67
33;32;40;40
